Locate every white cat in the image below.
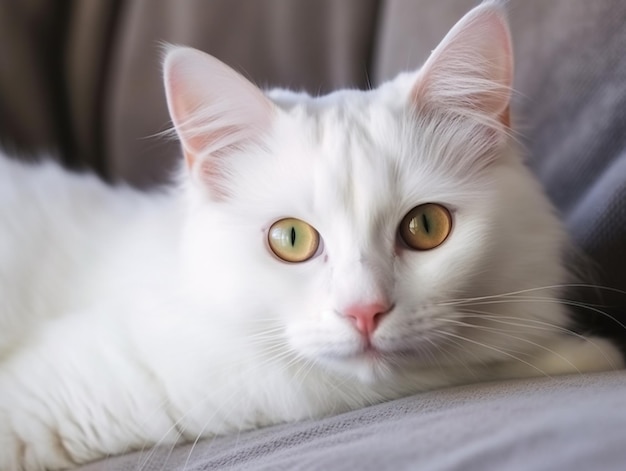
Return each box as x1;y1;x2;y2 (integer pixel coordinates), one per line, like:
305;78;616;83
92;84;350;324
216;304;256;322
0;3;621;470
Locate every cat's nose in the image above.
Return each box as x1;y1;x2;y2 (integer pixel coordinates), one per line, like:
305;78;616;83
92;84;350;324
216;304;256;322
343;302;392;337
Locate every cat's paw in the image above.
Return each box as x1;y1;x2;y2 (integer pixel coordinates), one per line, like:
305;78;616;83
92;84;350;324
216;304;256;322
495;335;624;379
0;411;77;471
533;335;624;375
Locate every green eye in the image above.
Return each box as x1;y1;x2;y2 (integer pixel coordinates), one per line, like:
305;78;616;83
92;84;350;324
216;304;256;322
268;218;320;263
399;203;452;250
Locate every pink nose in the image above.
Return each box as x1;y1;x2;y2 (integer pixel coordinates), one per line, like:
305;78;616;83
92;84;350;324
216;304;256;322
343;302;391;337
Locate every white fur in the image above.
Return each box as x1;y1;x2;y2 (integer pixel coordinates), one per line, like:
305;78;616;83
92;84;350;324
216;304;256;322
0;4;621;470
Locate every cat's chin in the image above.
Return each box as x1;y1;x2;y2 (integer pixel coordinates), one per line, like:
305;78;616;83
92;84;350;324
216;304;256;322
319;347;425;384
324;355;391;384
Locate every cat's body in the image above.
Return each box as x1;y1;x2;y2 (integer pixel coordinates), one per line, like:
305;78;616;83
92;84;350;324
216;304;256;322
0;4;622;470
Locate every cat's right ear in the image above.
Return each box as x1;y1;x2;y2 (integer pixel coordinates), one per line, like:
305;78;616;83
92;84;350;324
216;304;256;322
410;3;513;128
163;46;275;198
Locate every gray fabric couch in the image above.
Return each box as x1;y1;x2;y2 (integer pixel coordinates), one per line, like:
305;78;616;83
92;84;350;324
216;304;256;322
79;372;626;471
1;1;625;469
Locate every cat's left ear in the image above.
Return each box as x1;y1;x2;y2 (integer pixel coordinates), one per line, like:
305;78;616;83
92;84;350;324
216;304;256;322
163;46;275;197
411;2;513;127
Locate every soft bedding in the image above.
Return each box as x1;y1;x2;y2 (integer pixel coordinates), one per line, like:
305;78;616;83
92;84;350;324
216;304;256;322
80;372;626;471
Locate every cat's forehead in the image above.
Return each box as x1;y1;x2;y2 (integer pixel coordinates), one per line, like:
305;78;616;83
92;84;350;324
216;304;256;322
278;90;405;165
247;107;439;249
266;71;415;110
278;98;406;209
229;86;492;234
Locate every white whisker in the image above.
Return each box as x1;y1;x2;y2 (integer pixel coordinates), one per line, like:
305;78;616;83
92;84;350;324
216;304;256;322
433;329;551;378
452;298;626;331
438;283;626;306
439;318;582;374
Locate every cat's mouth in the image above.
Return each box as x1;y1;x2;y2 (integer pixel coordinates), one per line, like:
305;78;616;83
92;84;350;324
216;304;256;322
322;342;437;384
308;329;445;374
356;342;432;364
360;343;384;358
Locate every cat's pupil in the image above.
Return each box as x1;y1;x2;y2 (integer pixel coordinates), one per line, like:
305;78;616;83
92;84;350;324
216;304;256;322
422;214;430;234
290;227;296;246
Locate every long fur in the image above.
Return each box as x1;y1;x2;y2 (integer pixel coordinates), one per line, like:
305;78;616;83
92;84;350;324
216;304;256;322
0;4;621;470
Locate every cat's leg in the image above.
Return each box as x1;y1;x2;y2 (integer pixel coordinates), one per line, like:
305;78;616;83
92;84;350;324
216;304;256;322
494;335;623;379
0;311;184;471
0;410;77;471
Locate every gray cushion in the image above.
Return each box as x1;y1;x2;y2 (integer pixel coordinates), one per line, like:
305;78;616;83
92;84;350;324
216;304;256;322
80;372;626;471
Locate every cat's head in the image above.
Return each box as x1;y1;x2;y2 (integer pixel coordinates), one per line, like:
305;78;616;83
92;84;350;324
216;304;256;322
163;3;568;384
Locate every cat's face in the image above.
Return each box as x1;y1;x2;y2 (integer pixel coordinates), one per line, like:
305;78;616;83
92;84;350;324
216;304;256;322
165;4;568;383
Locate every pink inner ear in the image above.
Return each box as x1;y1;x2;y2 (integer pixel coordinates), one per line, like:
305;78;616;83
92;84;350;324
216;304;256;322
411;4;513;121
163;47;275;187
